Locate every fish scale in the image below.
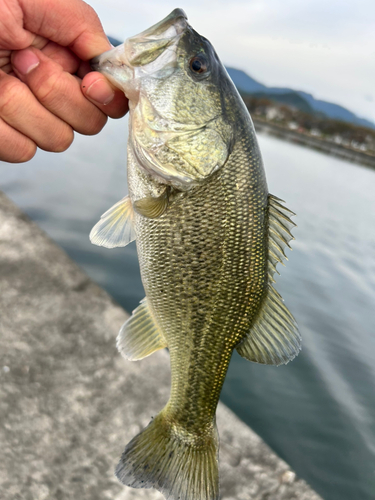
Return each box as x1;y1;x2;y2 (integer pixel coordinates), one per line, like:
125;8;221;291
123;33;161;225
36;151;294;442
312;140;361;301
132;121;268;433
90;8;300;500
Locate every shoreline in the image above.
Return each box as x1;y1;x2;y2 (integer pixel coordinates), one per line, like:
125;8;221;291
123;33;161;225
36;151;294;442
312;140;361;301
0;190;322;500
253;117;375;169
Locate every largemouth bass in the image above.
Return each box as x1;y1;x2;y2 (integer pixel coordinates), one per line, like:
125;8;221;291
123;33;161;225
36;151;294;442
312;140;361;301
90;8;301;500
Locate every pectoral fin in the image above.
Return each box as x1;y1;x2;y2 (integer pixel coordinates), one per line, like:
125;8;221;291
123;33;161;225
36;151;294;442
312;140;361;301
90;195;136;248
133;189;169;218
117;298;167;360
236;285;301;365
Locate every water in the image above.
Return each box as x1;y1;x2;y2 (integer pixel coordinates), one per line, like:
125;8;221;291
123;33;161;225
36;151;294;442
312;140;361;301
1;118;375;500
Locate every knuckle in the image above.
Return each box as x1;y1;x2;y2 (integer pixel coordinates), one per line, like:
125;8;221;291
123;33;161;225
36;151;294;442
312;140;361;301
18;143;37;162
84;4;102;26
48;127;74;152
109;106;128;120
39;120;74;153
35;70;64;106
81;113;107;136
0;78;26;119
0;137;37;163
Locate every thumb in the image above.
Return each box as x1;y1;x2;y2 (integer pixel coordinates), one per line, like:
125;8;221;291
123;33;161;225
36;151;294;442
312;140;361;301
81;71;129;118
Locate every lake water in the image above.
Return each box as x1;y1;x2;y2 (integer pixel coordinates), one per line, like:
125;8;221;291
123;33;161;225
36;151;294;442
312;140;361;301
1;117;375;500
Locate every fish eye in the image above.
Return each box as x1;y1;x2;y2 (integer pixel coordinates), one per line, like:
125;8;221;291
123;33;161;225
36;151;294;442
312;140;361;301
189;55;208;74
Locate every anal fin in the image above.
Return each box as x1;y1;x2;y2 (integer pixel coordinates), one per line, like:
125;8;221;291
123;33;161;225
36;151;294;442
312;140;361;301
90;195;136;248
117;298;167;360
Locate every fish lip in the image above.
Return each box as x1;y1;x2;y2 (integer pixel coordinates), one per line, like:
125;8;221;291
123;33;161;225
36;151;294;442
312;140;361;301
90;9;188;89
90;56;101;72
90;9;189;96
89;43;133;93
90;43;127;72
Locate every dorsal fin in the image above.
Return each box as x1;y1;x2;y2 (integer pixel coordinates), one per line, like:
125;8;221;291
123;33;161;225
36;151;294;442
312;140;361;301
267;194;296;283
236;195;301;366
89;195;136;248
117;298;168;360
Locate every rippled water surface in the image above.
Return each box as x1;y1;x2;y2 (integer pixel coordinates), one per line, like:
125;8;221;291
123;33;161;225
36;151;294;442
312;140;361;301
2;118;375;500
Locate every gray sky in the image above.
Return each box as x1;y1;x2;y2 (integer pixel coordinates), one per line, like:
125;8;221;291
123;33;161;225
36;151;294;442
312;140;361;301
87;0;375;124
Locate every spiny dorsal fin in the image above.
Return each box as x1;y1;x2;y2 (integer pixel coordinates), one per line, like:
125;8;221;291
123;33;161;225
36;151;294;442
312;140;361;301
89;195;136;248
235;195;300;365
133;189;169;219
236;285;301;365
267;194;296;283
117;298;167;360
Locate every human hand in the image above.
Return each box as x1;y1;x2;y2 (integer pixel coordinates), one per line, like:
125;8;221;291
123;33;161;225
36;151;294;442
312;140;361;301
0;0;129;163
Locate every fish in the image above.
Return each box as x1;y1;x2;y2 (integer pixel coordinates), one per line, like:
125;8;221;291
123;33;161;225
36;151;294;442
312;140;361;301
89;8;301;500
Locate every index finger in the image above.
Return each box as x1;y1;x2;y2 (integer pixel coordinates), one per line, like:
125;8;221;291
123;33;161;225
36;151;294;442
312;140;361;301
18;0;112;59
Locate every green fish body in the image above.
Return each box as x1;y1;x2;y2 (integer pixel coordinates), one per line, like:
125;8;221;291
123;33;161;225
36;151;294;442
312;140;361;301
90;9;301;500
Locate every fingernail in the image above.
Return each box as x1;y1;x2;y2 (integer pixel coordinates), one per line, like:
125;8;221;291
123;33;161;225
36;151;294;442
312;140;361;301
86;79;115;105
12;49;40;76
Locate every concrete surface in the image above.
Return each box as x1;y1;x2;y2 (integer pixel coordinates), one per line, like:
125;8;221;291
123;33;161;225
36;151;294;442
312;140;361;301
0;191;323;500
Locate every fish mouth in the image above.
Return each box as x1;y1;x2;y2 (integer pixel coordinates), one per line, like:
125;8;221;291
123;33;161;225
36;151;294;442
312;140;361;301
90;8;188;94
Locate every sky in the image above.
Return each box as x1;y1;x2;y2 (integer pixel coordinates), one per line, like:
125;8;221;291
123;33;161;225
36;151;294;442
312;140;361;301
87;0;375;124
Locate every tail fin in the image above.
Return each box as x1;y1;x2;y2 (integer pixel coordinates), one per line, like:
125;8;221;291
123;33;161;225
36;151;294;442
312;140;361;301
115;413;219;500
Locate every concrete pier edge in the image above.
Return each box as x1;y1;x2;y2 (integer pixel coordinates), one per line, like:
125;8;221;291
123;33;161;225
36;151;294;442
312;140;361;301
0;191;322;500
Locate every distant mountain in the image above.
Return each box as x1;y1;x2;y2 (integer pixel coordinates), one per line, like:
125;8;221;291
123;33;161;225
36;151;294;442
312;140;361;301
296;91;374;129
225;68;267;94
226;67;375;130
250;91;314;114
102;48;374;130
107;36;122;47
